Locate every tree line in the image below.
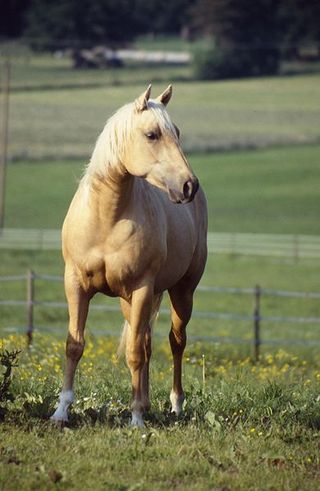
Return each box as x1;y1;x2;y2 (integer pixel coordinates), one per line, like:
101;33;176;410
1;0;320;78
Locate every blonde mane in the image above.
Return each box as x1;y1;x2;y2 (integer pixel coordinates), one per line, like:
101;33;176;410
84;99;177;180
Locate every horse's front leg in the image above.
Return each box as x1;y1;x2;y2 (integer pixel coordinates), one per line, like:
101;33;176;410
125;282;153;427
120;298;152;420
51;268;90;423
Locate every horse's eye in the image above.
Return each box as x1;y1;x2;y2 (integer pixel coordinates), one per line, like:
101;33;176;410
145;131;158;141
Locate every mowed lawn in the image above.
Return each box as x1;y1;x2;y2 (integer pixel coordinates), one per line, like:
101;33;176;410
1;55;320;490
7;60;320;160
8;76;320;158
4;144;320;234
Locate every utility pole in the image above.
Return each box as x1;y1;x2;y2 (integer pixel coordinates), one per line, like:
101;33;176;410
0;60;10;231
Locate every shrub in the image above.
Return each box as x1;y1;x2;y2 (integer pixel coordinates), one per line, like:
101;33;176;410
0;348;20;419
193;44;280;80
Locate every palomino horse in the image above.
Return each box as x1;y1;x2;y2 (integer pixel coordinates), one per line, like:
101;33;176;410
51;85;207;427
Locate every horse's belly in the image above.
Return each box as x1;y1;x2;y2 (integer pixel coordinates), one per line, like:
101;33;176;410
154;247;194;293
103;248;164;300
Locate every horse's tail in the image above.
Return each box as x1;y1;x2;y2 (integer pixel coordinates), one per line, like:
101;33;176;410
117;293;163;358
117;320;129;358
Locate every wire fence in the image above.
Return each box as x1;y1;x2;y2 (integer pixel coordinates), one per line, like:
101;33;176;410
1;229;320;259
1;271;319;359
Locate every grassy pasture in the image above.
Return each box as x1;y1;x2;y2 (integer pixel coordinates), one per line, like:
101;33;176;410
2;143;320;349
6;247;320;346
1;249;320;358
1;333;320;490
5;57;320;159
1;143;320;353
1;52;320;490
7;51;192;91
4;145;320;234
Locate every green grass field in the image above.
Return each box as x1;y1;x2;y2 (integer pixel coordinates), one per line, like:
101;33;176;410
5;52;320;159
8;76;320;159
1;333;320;490
1;51;320;490
2;143;320;350
1;145;320;484
4;145;320;234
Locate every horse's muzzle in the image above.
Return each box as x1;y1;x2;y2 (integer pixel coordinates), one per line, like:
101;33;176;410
167;177;199;204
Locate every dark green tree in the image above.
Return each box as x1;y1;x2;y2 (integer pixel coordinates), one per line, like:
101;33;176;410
134;0;195;35
279;0;320;54
0;0;31;38
191;0;283;78
23;0;196;50
24;0;142;49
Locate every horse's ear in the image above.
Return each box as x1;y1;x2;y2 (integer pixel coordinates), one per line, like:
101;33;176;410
156;84;172;106
135;84;152;112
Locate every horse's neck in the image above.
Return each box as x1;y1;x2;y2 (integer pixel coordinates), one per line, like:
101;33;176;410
87;168;134;227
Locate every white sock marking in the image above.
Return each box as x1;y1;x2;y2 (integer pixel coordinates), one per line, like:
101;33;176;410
131;411;145;428
170;391;184;415
50;390;74;422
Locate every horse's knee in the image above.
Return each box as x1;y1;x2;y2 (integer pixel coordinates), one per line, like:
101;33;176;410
145;329;152;360
66;335;85;362
126;345;145;372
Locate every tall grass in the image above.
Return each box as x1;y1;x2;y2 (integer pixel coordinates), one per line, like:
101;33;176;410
0;333;319;490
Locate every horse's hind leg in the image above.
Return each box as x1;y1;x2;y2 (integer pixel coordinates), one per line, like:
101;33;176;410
51;267;89;422
168;285;193;415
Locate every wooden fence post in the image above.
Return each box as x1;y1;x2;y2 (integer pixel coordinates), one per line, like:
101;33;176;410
253;284;261;362
26;269;35;346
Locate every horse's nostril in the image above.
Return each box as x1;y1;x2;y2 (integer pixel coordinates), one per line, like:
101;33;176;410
183;178;199;201
183;180;193;200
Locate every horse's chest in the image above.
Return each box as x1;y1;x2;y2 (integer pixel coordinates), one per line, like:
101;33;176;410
105;236;162;290
83;227;165;298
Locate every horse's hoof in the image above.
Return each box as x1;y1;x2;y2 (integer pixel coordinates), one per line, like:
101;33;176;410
131;411;144;428
50;410;69;424
50;417;67;429
170;391;185;416
50;390;73;424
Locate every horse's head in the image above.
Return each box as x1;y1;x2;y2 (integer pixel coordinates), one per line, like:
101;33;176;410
124;85;199;204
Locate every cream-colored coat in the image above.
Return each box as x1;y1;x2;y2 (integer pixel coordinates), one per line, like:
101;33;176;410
51;85;207;427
